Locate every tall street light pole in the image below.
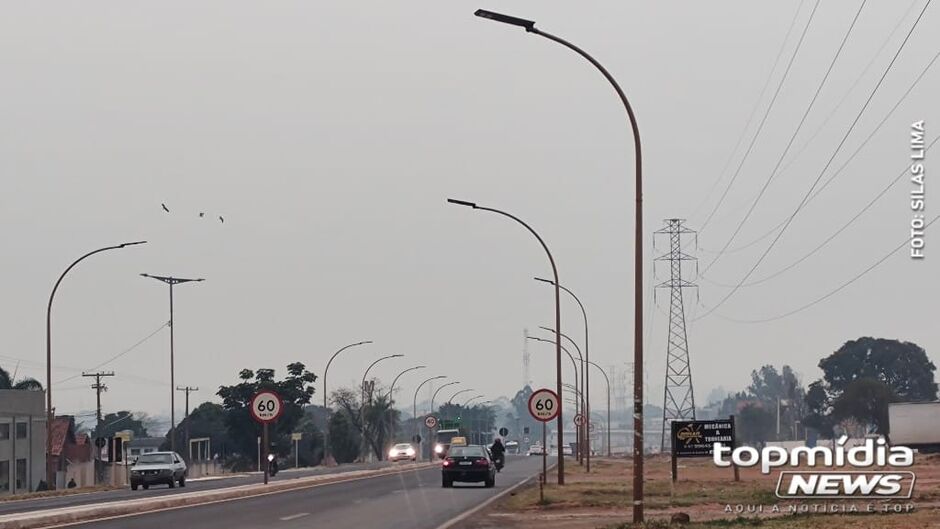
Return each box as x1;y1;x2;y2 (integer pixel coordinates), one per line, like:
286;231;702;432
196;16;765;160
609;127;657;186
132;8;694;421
474;10;643;508
359;354;403;461
46;240;146;488
540;326;587;468
447;198;565;484
386;365;426;447
322;340;372;463
413;375;446;441
536;277;592;471
587;360;612;457
140;273;204;454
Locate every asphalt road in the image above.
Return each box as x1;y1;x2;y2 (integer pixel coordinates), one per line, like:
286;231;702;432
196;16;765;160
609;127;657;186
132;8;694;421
64;455;549;529
0;460;402;516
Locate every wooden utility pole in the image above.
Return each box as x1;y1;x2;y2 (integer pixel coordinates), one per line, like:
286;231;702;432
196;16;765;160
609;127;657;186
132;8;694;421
176;386;198;460
83;371;115;485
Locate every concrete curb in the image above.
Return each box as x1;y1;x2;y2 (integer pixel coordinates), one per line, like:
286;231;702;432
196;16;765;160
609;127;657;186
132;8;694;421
434;462;559;529
1;462;437;529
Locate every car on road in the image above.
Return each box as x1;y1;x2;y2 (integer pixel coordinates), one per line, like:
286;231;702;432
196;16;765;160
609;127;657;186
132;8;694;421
388;443;417;461
130;451;187;490
441;445;496;488
505;440;519;454
562;445;574;457
527;443;545;456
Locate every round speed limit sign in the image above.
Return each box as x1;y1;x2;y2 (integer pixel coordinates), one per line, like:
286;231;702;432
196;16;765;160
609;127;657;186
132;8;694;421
528;388;560;422
250;390;283;424
425;415;438;429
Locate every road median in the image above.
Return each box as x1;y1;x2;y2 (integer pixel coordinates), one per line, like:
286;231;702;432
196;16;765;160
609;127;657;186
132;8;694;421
0;461;436;529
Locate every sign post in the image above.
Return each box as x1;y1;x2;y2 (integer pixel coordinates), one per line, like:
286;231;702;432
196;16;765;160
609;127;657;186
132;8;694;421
528;388;560;499
669;417;736;483
250;390;284;485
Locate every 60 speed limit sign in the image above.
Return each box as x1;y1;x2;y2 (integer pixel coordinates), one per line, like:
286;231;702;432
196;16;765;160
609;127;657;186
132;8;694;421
250;390;284;424
527;388;560;422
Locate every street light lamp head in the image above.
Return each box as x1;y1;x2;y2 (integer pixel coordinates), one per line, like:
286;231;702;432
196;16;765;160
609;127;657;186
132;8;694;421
533;276;555;285
120;241;148;248
446;198;477;208
474;9;536;31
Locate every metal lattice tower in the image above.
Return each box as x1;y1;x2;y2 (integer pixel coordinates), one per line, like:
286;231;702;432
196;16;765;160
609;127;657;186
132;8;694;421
654;219;698;451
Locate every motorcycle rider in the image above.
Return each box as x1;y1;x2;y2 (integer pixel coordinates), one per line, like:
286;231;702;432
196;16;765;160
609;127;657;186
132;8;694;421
490;437;506;471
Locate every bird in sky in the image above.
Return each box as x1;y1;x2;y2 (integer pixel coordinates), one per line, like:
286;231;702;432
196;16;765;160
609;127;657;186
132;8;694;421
219;216;224;224
161;203;170;213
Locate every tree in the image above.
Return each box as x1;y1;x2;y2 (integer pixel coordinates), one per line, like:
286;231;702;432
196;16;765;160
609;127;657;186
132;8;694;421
216;363;317;469
819;338;937;401
328;410;360;464
98;411;150;438
162;402;228;456
736;403;775;446
802;381;834;438
330;385;399;460
0;365;43;391
831;378;896;434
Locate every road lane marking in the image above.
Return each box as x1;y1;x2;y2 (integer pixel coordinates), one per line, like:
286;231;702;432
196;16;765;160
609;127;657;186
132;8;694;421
35;464;438;529
279;512;309;521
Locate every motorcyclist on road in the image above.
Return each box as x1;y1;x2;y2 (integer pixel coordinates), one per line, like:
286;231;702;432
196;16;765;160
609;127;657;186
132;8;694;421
490;438;506;471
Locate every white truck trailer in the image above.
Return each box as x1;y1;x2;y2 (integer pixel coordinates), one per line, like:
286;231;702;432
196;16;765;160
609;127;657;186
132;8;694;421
888;401;940;452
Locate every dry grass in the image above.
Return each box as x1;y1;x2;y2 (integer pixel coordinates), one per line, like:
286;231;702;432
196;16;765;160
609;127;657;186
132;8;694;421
457;454;940;529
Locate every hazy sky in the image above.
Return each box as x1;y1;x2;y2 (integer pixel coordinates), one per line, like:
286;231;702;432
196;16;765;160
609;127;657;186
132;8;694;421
1;1;937;424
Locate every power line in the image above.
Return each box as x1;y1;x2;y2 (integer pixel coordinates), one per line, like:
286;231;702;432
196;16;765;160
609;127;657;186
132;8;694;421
703;0;867;274
689;0;808;225
703;35;939;259
698;0;821;234
695;0;932;320
702;49;940;288
56;321;169;384
715;214;939;324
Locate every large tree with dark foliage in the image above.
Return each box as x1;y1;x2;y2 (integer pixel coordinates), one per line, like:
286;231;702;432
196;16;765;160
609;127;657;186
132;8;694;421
819;338;937;401
162;402;228;457
216;363;317;470
0;365;42;390
804;338;936;436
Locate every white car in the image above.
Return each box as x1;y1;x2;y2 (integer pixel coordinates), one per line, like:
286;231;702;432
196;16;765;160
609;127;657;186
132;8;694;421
130;451;187;490
388;443;417;461
527;444;545;456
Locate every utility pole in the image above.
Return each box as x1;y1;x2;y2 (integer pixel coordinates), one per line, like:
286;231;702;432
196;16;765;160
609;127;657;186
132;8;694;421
176;386;198;460
140;273;204;454
654;219;698;452
83;371;115;485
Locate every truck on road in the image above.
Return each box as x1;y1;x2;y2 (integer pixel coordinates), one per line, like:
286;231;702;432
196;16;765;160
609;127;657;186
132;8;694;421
888;401;940;452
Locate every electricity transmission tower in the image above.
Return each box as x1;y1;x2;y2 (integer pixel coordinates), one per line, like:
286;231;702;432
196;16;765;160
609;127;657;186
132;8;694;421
654;219;698;451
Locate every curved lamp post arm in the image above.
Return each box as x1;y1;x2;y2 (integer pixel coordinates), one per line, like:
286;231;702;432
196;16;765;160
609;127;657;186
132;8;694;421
430;381;460;414
413;376;446;427
527;336;578;386
361;354;404;404
46;240;146;488
462;394;485;407
447;388;474;405
323;341;372;408
387;365;426;402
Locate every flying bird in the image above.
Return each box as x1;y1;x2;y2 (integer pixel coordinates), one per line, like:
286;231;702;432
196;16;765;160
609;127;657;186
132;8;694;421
218;216;224;224
161;203;169;213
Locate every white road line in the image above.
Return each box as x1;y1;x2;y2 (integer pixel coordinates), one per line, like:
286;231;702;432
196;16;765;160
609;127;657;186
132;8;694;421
279;512;310;521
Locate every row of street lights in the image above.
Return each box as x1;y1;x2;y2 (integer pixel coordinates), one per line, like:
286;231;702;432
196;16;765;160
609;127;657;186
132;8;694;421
454;9;645;520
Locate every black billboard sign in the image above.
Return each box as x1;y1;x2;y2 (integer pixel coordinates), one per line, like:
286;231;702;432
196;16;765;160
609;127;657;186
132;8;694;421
671;418;735;458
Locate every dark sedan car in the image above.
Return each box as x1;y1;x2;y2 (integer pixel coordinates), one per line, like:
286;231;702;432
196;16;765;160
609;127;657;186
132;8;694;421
441;445;496;488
